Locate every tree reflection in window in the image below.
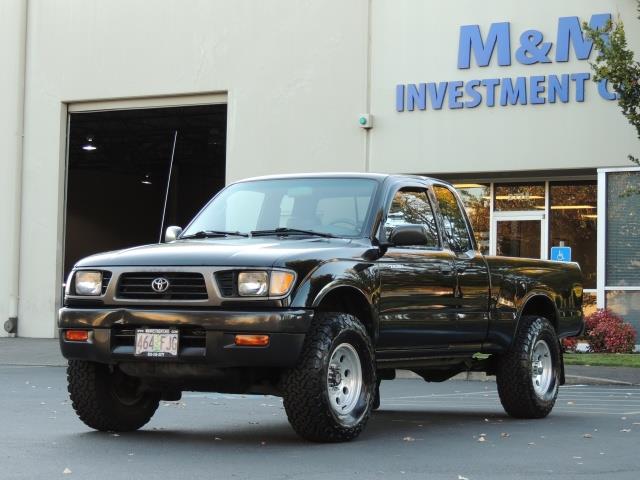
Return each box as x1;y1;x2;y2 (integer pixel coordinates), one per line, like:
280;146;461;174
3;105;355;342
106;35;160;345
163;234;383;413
454;184;490;254
384;189;439;248
434;186;472;252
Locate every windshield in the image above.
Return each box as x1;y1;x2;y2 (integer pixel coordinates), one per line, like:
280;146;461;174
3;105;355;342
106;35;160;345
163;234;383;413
182;178;379;238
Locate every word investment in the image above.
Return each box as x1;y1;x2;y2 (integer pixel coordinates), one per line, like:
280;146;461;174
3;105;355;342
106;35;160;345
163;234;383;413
396;14;617;112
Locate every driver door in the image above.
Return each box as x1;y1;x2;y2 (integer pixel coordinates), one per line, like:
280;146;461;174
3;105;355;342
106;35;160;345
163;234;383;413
376;187;457;352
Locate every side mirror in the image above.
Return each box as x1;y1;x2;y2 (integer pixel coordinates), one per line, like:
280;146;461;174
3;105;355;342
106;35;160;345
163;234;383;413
164;226;183;243
389;225;429;247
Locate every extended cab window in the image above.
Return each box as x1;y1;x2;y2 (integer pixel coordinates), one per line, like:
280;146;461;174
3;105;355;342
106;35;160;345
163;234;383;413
433;185;473;253
384;189;439;248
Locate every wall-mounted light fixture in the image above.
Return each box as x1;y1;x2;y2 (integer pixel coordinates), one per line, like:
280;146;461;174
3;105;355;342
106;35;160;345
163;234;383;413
82;137;97;151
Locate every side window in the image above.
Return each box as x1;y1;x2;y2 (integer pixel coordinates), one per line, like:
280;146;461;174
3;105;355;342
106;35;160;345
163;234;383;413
433;185;473;252
384;188;439;248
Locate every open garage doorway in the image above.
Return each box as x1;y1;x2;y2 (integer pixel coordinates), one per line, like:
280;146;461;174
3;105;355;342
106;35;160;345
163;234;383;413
64;103;227;278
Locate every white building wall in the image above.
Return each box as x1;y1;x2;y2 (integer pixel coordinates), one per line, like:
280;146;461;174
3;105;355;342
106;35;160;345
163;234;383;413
0;0;27;338
5;0;640;337
17;0;370;337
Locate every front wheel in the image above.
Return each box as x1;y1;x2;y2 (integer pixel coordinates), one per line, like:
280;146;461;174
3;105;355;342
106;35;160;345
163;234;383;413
496;316;561;418
67;360;160;432
281;312;376;442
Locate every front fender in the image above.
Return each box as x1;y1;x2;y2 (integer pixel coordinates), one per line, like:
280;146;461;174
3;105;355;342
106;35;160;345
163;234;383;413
290;260;380;309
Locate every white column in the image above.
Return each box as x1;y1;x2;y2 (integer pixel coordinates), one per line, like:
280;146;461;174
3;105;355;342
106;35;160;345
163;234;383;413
0;0;28;337
596;169;606;308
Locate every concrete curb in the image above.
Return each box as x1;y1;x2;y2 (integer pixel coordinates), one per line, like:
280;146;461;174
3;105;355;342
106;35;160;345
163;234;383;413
395;369;639;386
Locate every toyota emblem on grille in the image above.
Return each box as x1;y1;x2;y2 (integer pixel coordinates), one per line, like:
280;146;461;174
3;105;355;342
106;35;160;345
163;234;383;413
151;277;170;293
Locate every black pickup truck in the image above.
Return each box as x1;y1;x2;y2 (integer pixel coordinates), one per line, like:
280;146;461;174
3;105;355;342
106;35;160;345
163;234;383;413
59;173;583;442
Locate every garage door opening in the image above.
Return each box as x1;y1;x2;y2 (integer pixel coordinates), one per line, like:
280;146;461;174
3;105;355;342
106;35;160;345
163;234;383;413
64;104;227;278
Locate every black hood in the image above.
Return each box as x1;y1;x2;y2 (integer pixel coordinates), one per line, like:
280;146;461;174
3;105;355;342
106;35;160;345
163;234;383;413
75;237;369;269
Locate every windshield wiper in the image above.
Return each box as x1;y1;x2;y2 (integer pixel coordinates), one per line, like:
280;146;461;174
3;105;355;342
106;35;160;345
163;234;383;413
251;227;336;238
180;230;249;239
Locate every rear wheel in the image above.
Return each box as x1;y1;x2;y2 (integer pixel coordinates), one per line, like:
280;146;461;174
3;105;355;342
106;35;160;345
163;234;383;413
67;360;160;432
496;316;560;418
281;312;376;442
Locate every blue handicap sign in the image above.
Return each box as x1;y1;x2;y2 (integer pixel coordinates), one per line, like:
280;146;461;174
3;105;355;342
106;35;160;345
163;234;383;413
550;246;571;262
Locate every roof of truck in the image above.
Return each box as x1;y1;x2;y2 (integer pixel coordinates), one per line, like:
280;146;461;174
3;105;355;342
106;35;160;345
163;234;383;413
235;172;443;184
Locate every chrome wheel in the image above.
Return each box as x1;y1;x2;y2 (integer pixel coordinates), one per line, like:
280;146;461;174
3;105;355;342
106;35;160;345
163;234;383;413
531;339;553;397
327;343;362;416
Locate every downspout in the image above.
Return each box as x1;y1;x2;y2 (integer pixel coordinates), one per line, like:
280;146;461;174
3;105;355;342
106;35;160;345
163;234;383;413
4;0;28;336
363;0;372;173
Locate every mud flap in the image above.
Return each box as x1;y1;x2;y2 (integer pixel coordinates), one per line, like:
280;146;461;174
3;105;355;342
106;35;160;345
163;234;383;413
558;345;566;386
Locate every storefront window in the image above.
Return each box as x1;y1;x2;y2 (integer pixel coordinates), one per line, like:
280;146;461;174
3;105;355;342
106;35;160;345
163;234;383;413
494;183;545;211
453;183;490;254
606;171;640;287
583;291;598;317
549;181;597;289
606;290;640;341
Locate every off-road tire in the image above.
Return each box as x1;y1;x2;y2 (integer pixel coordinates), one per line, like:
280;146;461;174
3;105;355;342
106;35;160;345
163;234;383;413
281;312;376;442
496;315;560;419
67;360;160;432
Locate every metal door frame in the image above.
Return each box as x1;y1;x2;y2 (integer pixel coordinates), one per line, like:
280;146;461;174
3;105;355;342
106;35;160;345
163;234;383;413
490;210;547;259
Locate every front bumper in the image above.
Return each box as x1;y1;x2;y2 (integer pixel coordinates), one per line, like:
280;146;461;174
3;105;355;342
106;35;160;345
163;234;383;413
58;307;313;367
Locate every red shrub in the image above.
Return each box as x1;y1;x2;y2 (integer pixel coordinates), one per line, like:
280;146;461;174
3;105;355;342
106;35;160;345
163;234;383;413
561;337;578;352
584;309;637;353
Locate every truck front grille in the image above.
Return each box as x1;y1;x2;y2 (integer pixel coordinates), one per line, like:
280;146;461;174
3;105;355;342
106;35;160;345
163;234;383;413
101;271;112;295
117;272;208;300
214;271;235;297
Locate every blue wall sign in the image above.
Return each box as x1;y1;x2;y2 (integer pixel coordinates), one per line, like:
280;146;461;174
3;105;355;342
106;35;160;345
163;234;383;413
396;14;618;112
550;246;572;262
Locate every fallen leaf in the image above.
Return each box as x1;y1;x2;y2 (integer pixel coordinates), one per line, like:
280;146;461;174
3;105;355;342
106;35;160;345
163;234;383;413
63;468;72;475
458;476;470;480
403;436;415;442
620;429;631;433
112;433;120;437
214;437;222;441
500;432;510;438
477;437;486;442
583;434;592;439
567;401;575;405
528;442;536;446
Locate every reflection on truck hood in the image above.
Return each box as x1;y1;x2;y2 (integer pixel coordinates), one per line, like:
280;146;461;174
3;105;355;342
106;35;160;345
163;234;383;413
74;237;362;268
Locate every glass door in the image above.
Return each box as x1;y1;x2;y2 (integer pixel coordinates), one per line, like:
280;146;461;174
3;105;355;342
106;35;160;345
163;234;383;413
491;212;546;259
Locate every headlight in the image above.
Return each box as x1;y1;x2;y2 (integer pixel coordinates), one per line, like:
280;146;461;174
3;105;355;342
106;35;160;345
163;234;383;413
74;271;102;296
236;270;296;297
238;271;269;296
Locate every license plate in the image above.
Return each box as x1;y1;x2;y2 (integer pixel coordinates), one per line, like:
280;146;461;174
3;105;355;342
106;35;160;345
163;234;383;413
135;328;179;357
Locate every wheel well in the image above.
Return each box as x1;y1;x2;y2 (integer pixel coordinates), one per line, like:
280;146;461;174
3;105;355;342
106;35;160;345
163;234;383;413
520;295;558;330
316;287;375;339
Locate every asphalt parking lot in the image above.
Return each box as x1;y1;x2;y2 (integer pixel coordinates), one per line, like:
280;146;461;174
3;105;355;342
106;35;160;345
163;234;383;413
1;365;639;480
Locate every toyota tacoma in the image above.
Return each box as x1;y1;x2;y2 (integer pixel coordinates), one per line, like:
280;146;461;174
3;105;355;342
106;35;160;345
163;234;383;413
59;173;583;442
